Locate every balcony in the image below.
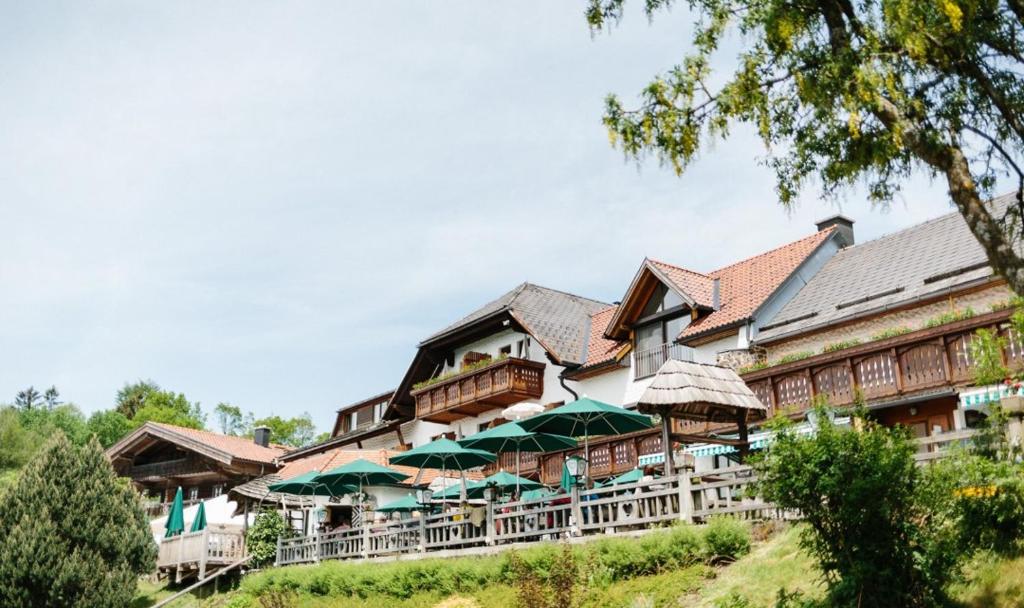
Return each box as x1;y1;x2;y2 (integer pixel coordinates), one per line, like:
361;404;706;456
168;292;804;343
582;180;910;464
537;428;667;485
412;357;545;423
633;342;693;380
742;307;1023;414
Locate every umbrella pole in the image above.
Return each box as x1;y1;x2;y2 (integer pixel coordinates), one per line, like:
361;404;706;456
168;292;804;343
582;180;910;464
661;406;674;476
584;425;590;489
515;445;521;498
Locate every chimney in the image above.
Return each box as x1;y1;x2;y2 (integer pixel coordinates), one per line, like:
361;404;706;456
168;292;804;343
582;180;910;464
712;278;721;310
815;214;855;247
253;426;271;447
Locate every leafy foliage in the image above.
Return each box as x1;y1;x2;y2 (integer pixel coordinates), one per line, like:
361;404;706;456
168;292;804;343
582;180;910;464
923;306;976;329
412;353;510;391
971;327;1010;385
870;326;914;341
755;407;951;606
702;517;752;563
821;339;861;354
775;351;815;365
131;389;206;430
86;409;134;448
0;434;156;607
247;509;291;569
251;413;317;447
586;0;1024;293
115;379;160;418
216;402;253;436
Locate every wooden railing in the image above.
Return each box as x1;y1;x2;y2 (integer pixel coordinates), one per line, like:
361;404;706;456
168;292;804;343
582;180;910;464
744;309;1023;415
634;342;693;380
537;427;671;485
274;429;975;567
412;358;545;423
157;524;246;581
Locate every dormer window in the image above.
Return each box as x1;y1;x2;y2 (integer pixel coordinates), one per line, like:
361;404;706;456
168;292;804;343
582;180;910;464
633;283;693;379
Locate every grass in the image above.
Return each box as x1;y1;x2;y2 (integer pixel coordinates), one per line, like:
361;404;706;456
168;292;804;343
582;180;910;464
135;525;1024;608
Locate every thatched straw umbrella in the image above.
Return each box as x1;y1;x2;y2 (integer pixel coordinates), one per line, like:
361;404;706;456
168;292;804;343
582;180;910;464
637;360;768;470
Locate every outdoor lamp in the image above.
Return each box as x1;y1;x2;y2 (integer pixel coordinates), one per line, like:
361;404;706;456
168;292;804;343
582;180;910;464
566;455;587;480
416;488;433;504
482;485;496;501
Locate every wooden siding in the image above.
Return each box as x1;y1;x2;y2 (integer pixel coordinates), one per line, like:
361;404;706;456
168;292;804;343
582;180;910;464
412;358;545;423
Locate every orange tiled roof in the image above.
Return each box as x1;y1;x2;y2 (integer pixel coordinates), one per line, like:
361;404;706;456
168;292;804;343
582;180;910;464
678;227;835;340
276;448;485;486
581;305;627;368
648;260;716;308
148;422;288;464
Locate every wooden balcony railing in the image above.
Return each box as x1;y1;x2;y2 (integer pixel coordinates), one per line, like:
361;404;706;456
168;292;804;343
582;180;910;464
743;308;1023;415
412;358;545;423
158;523;246;582
536;428;668;485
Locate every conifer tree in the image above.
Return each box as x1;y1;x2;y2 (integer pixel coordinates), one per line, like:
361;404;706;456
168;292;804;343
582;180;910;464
0;433;156;607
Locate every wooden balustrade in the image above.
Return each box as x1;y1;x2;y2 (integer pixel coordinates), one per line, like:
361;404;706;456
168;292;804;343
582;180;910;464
412;358;545;423
743;308;1024;415
157;524;245;581
275;430;976;567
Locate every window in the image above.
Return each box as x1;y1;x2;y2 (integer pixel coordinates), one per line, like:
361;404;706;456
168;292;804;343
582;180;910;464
212;484;224;497
374;400;386;423
633;282;694;379
348;411;358;432
499;344;512;357
188;487;199;501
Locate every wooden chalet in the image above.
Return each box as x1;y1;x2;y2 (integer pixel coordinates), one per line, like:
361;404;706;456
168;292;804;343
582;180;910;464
106;422;287;517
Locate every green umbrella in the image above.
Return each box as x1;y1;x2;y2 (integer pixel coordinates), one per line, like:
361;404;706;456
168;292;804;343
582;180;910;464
268;470;356;497
189;501;207;532
389;438;496;501
376;494;425;514
520;487;555;502
164;487;185;538
314;459;410;520
605;467;653;487
437;479;483;500
477;469;542;498
459;422;576;494
519;397;654;487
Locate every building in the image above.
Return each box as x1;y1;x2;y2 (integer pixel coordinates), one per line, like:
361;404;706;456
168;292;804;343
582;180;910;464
106;422;287;516
742;194;1019;441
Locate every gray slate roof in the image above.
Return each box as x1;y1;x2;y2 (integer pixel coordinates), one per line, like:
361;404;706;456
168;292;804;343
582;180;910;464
757;194;1016;342
420;282;609;365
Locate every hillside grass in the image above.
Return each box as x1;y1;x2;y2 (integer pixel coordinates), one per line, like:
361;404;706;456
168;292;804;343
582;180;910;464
137;523;1024;608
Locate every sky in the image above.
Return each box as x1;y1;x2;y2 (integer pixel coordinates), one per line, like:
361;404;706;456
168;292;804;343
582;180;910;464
0;2;974;433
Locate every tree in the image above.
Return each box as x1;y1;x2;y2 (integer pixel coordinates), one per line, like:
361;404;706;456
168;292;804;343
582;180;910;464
86;409;134;448
588;0;1024;293
18;403;89;446
14;386;40;410
756;407;956;606
43;385;61;409
131;390;205;430
214;402;250;435
0;434;156;607
0;407;40;470
251;413;317;447
115;380;160;418
246;509;289;569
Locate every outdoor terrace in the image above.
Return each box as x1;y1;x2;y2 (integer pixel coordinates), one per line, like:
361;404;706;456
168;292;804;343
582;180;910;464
412;357;545;423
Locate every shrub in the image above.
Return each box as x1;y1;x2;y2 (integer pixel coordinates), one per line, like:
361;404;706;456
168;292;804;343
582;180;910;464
775;351;815;365
923;307;976;329
738;361;769;374
247;509;290;569
702;517;751;563
971;328;1009;385
821;339;861;354
0;434;156;608
756;407;949;607
870;326;913;341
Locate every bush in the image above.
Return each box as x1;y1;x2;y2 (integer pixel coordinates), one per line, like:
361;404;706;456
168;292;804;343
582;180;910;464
756;406;946;607
0;434;156;608
247;509;290;569
702;517;752;563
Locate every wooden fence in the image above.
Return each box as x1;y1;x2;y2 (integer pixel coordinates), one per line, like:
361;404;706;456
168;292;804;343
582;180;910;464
275;429;977;567
157;523;246;582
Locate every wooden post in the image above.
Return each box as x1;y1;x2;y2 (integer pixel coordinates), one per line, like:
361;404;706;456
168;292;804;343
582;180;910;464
418;509;427;553
361;520;370;559
274;534;282;567
660;407;674;475
175;534;185;584
570;483;583;536
676;468;694;524
313;528;321;564
485;495;496;546
736;410;750;463
198;528;210;580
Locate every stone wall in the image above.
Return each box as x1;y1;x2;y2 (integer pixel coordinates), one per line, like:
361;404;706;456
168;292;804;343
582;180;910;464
762;283;1013;362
